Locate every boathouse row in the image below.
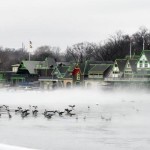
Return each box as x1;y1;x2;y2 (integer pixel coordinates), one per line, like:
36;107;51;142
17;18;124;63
0;49;150;89
105;50;150;87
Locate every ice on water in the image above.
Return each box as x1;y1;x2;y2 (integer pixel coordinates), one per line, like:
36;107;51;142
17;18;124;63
0;88;150;150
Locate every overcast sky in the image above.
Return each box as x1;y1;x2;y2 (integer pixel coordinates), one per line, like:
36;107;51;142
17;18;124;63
0;0;150;51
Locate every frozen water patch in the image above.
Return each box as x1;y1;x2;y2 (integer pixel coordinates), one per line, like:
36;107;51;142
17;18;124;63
0;88;150;150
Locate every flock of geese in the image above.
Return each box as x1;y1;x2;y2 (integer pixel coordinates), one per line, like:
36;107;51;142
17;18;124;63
0;104;112;121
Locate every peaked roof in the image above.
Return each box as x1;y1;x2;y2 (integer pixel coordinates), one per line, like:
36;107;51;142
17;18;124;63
45;57;56;67
143;50;150;62
21;61;41;74
88;64;111;73
115;59;127;72
57;66;70;74
56;62;71;66
88;61;113;65
129;59;137;72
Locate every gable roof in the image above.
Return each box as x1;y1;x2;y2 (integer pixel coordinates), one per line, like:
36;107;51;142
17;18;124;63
21;61;41;74
129;59;137;72
115;59;127;72
88;64;111;74
57;66;69;74
143;50;150;62
45;57;57;67
88;61;113;64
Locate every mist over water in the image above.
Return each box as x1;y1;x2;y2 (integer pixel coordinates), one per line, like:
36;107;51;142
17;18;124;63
0;88;150;150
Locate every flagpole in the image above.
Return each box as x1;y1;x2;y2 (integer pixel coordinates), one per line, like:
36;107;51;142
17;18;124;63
29;41;32;61
29;52;31;61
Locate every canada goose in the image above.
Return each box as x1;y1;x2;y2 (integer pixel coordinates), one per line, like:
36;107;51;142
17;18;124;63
65;109;72;113
68;113;76;117
22;109;30;114
32;106;38;109
43;110;57;115
68;105;75;109
105;117;111;121
32;110;38;116
45;113;53;119
57;111;65;116
15;109;20;113
21;112;30;118
15;107;22;113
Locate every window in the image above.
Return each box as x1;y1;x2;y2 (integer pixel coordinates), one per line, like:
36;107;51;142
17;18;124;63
115;64;117;67
139;60;142;68
145;61;148;68
76;73;80;80
140;64;142;68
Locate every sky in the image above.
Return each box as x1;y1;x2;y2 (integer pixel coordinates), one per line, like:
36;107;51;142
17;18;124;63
0;0;150;52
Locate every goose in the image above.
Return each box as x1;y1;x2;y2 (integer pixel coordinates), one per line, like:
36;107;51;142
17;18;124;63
43;110;57;115
57;111;65;116
15;109;20;113
15;107;22;113
18;107;22;110
22;109;30;114
32;106;38;109
45;113;53;119
105;117;111;121
68;113;76;117
32;110;38;115
68;105;75;109
21;112;30;118
65;109;72;114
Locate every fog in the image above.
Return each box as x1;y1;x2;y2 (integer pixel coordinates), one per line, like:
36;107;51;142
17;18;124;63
0;88;150;150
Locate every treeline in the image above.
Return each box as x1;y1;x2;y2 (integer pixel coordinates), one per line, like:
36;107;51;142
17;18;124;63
0;27;150;71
